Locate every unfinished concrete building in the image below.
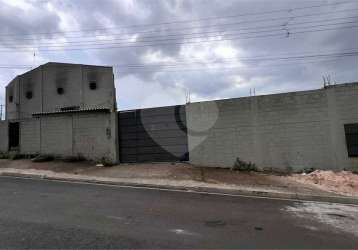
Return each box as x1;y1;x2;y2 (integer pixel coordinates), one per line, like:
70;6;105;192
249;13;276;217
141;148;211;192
0;62;118;163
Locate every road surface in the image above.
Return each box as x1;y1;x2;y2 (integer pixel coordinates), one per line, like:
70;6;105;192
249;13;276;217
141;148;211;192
0;176;357;249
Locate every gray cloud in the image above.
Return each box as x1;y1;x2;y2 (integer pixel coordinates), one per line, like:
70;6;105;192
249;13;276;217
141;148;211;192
0;0;358;112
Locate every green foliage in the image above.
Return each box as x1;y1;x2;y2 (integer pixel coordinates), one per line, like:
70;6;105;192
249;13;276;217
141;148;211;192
9;152;23;160
99;157;114;167
232;157;257;172
303;167;315;174
0;152;9;159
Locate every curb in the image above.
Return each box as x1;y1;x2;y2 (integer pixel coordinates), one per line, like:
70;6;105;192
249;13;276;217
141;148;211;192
2;172;358;205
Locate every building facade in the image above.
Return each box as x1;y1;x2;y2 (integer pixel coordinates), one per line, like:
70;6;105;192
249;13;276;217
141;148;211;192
1;62;358;172
0;62;118;163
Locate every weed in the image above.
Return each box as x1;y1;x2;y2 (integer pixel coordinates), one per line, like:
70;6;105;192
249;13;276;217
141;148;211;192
99;157;114;167
0;152;9;159
232;157;257;172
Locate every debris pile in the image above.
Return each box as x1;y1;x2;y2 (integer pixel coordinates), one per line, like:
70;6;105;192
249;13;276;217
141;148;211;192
290;170;358;196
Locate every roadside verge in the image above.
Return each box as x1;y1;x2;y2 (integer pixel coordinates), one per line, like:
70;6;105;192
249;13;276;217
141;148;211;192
1;168;357;205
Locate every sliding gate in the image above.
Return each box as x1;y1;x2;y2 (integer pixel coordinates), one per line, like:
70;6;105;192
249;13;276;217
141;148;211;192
118;105;189;163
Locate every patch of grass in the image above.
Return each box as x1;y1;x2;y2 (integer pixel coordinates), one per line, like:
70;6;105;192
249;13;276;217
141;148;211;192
99;157;114;167
0;152;9;159
9;152;24;160
302;167;315;174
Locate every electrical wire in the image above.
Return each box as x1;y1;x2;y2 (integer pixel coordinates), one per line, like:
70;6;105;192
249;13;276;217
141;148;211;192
0;23;357;52
2;49;358;70
0;1;355;39
2;14;358;47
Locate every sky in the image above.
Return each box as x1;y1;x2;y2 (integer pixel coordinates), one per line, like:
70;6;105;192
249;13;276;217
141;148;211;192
0;0;358;116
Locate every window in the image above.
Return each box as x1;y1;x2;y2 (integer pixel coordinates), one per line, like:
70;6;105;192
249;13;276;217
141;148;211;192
344;123;358;157
57;87;64;95
89;81;97;90
26;91;33;99
9;95;13;103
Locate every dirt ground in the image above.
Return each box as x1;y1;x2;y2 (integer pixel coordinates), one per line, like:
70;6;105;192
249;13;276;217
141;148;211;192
0;159;339;196
290;170;358;197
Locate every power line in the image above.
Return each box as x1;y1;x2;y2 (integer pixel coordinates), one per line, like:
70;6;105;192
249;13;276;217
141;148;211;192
4;45;358;69
2;4;358;45
2;49;358;70
0;1;355;38
97;47;358;68
115;51;358;70
113;57;358;73
0;32;287;51
3;14;358;47
99;7;358;37
0;58;345;72
0;23;357;52
116;51;358;68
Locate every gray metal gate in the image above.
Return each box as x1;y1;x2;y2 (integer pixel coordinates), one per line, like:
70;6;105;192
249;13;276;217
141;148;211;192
118;105;189;163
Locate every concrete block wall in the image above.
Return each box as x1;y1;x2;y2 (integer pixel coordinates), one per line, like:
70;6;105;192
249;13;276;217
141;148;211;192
20;119;40;155
326;83;358;169
0;121;8;152
40;115;73;156
72;112;117;162
17;112;118;163
186;83;358;171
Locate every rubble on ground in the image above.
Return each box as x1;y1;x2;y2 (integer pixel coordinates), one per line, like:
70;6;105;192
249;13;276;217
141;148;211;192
290;170;358;196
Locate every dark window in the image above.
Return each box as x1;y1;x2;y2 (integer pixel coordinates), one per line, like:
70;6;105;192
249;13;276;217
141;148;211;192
89;81;97;90
344;123;358;157
9;95;13;103
26;91;33;99
57;87;64;95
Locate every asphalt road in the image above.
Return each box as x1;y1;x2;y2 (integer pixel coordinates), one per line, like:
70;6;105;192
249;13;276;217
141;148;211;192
0;176;357;249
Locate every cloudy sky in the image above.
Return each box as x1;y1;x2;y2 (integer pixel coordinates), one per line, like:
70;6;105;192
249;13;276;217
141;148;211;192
0;0;358;115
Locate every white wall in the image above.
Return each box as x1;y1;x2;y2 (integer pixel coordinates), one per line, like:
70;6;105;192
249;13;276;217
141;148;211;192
187;83;358;171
